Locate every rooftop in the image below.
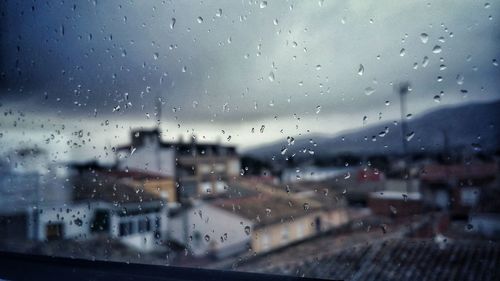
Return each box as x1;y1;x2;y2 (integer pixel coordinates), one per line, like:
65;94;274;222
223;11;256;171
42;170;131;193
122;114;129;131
253;238;500;281
212;193;323;228
71;172;163;205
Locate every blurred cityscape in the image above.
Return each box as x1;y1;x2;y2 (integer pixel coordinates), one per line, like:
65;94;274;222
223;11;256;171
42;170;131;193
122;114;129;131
0;100;499;280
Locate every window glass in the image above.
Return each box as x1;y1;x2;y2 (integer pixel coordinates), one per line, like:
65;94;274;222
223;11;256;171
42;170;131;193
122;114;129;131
1;0;499;280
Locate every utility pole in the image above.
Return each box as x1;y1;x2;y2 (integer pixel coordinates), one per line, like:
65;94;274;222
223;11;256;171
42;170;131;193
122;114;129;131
397;81;411;193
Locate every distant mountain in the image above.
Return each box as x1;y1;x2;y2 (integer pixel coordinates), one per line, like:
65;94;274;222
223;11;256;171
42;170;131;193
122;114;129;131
245;100;500;160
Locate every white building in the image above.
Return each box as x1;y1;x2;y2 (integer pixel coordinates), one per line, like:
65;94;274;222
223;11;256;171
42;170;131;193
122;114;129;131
281;166;355;183
169;201;252;258
116;129;176;177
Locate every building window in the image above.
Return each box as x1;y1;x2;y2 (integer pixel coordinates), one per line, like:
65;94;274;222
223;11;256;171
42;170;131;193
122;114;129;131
45;223;64;241
119;221;134;237
138;218;151;233
461;188;480;206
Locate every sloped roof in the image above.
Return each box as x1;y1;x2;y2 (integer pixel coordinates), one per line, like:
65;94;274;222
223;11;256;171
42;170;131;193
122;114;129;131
71;172;163;205
212;193;323;228
256;238;500;280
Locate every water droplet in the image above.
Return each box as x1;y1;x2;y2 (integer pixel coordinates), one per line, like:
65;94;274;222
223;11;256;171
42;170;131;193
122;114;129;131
170;18;176;29
344;172;351;179
316;64;322;70
406;132;415;141
484;2;490;9
315;105;321;114
260;1;267;8
399;48;406;56
389;205;398;215
433;95;441;103
182;66;187;73
422;56;429;67
432;45;442;54
216;8;222;17
280;147;287;155
153;52;159;60
456;74;464;85
358;64;364;76
471;143;482;151
364;87;375;96
380;224;387;234
303;203;310;211
268;72;275;82
260;125;265;133
204;234;210;242
265;208;272;216
420;33;429;44
197;17;203;23
244;226;251;235
493;59;498;66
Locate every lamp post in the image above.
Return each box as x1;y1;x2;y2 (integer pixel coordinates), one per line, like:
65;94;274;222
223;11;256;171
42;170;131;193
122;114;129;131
396;81;411;193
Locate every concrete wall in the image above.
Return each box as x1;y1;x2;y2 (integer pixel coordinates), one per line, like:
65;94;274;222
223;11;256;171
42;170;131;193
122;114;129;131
118;144;175;177
30;203;94;241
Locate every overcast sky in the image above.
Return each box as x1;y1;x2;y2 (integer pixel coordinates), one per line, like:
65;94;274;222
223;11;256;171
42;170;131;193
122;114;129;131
0;0;499;162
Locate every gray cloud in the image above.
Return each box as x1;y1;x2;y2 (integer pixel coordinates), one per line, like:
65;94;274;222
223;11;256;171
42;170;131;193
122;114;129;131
1;0;499;152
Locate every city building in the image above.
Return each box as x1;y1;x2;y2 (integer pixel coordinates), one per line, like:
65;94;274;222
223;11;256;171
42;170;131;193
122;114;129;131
368;191;423;218
420;161;498;218
117;128;241;201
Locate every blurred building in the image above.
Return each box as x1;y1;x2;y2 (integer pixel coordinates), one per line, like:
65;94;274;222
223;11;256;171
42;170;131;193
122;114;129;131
281;166;355;183
117;128;240;201
0;148;71;242
169;179;349;259
368;191;423;218
58;167;170;252
420;161;498;218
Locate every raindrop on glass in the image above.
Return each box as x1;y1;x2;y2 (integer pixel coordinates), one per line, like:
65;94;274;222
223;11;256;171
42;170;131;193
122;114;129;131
315;105;321;114
364;87;375;96
432;45;442;54
358;64;364;76
406;132;415;141
268;72;275;82
303;203;310;211
420;33;429;44
422;56;429;67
